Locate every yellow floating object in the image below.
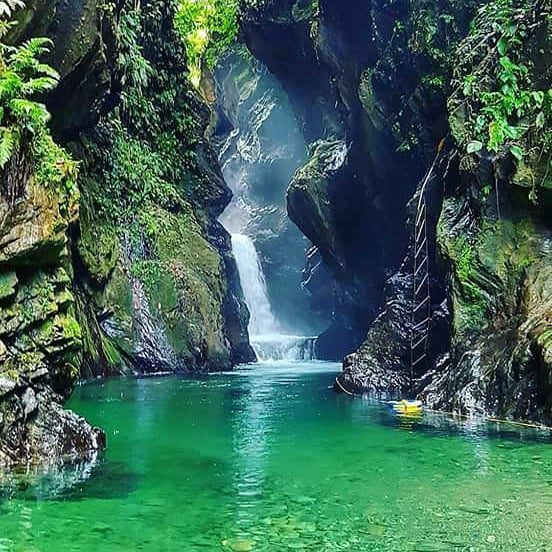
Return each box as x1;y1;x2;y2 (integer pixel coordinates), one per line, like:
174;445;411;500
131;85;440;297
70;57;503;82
388;399;423;413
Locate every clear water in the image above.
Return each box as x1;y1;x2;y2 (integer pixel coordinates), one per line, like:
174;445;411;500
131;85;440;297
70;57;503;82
1;362;552;551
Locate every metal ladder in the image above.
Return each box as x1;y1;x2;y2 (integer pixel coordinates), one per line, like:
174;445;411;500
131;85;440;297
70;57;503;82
409;153;439;386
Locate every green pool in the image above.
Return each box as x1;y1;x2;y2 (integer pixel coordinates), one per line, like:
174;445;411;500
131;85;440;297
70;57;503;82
1;362;551;551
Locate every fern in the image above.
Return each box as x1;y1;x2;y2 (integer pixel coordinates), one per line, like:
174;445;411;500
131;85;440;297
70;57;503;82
9;98;50;125
9;38;56;73
0;0;25;19
0;126;18;167
0;70;23;99
0;1;70;177
0;35;59;136
21;76;59;95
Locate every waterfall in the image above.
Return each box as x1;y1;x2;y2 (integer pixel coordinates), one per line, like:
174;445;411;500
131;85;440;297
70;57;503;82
231;234;278;335
231;234;316;362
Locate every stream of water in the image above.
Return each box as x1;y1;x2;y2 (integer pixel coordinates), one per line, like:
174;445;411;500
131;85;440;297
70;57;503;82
0;362;551;551
231;233;316;362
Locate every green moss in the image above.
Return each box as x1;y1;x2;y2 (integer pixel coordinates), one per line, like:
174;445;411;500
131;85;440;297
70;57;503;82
58;313;82;342
104;265;133;325
77;188;120;285
133;205;226;360
0;272;18;301
447;233;488;334
101;334;123;367
442;213;541;340
73;1;236;373
33;132;79;200
478;219;538;280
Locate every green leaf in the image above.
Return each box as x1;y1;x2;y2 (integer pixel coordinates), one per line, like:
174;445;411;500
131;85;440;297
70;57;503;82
0;127;18;168
536;112;545;128
497;37;508;56
510;145;524;161
467;140;483;154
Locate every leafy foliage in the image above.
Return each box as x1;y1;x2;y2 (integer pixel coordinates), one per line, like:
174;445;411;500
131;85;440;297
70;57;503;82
0;36;61;167
0;0;24;21
360;0;479;154
174;0;238;87
80;3;213;229
117;9;153;123
449;0;551;200
0;3;77;196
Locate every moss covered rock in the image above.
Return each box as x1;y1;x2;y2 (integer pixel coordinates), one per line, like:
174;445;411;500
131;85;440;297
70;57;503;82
67;0;254;376
0;130;103;465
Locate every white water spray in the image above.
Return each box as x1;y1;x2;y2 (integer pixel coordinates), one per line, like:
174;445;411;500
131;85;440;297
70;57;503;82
231;234;278;336
231;234;316;362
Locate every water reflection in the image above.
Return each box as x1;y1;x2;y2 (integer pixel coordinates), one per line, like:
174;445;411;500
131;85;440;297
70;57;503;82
358;397;552;445
1;366;551;551
230;368;271;530
0;452;120;502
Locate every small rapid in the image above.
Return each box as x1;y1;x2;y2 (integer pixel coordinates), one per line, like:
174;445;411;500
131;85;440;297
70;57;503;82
231;233;316;362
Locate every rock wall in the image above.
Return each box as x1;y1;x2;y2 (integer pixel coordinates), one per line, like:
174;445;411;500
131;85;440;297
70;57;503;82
241;0;552;422
240;0;456;359
66;2;255;376
0;0;254;464
0;89;104;464
213;49;326;334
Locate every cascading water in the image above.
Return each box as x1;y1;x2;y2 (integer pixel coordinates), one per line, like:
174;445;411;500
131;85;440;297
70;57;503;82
231;234;278;336
231;234;316;362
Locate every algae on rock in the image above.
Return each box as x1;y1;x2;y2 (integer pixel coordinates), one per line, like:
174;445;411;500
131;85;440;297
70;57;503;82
69;1;254;376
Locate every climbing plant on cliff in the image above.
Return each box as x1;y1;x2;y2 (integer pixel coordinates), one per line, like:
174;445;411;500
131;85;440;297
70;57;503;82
175;0;238;87
0;4;77;193
449;0;551;200
0;37;59;164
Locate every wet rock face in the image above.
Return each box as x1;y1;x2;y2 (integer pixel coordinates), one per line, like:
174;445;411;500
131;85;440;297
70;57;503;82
244;0;551;422
240;0;449;358
0;0;256;463
11;0;117;139
214;50;326;334
424;171;552;422
55;0;254;376
0;135;103;465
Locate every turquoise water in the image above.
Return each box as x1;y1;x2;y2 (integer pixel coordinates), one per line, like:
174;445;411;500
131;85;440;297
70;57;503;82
1;361;552;551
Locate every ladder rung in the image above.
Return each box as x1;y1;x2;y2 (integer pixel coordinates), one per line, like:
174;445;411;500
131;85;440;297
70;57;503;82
416;222;425;242
412;316;430;331
415;237;427;258
414;257;428;276
412;353;427;366
415;273;429;295
412;334;427;349
415;202;426;227
413;295;429;312
412;326;428;338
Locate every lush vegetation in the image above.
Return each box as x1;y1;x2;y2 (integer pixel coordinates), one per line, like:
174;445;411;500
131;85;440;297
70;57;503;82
0;1;77;193
175;0;239;87
449;0;551;201
76;1;231;372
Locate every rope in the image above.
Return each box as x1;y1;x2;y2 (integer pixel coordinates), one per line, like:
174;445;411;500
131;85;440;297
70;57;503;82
333;387;552;430
334;377;355;396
